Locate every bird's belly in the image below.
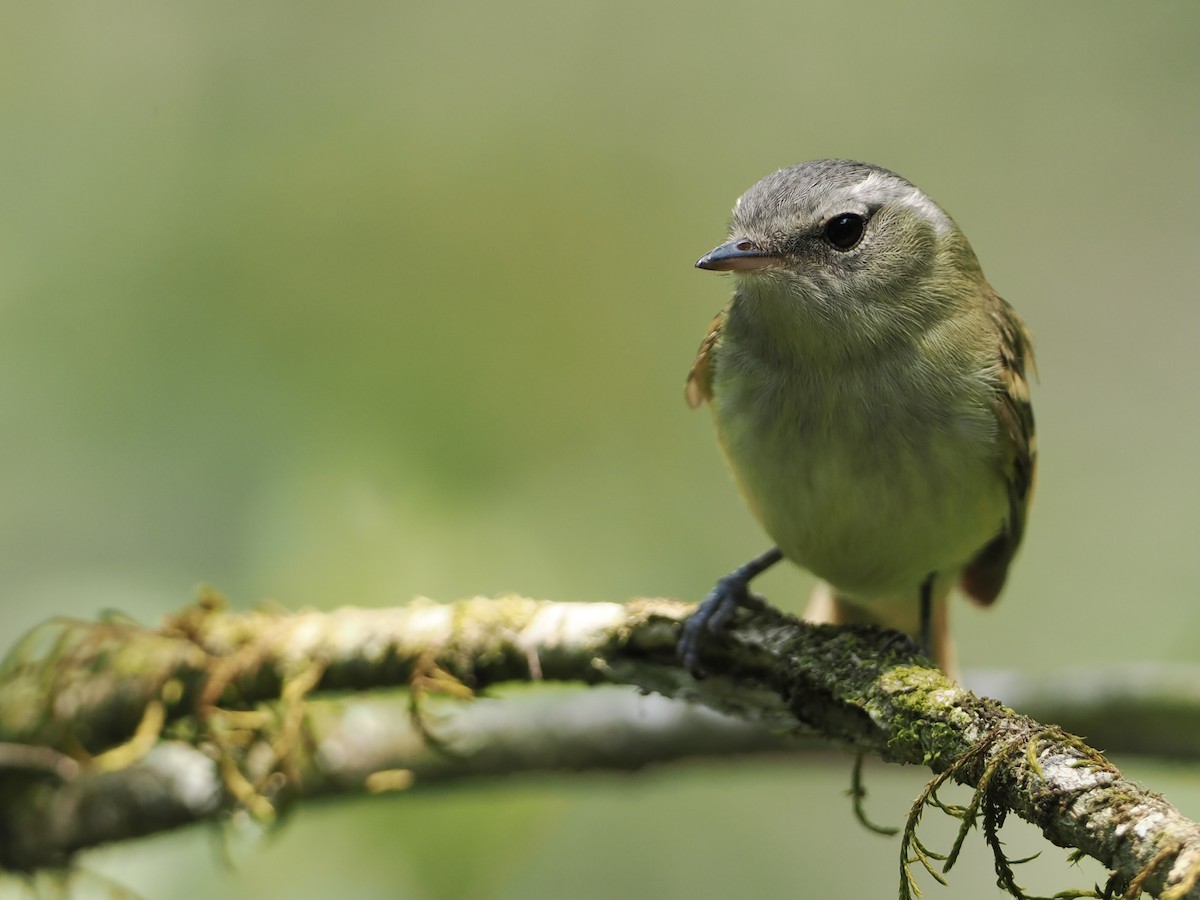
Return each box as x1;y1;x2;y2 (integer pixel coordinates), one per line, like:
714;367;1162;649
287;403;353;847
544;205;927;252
714;380;1007;600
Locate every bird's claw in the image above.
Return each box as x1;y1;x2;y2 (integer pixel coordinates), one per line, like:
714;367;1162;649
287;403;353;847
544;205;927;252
678;576;760;675
879;628;922;658
679;547;783;676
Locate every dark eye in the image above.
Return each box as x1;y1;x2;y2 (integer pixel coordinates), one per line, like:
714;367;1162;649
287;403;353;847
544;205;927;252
823;213;866;250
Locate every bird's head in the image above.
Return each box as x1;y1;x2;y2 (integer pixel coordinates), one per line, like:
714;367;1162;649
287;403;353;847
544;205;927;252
698;160;985;353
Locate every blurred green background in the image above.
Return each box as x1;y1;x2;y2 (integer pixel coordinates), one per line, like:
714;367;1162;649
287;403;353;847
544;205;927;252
3;1;1199;897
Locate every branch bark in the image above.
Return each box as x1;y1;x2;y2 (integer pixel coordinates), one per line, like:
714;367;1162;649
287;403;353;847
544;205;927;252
0;595;1197;898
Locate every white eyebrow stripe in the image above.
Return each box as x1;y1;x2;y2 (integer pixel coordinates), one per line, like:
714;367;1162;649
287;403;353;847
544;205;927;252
848;172;954;235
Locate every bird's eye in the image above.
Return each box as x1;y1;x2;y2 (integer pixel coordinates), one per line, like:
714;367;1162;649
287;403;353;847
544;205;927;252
823;213;866;251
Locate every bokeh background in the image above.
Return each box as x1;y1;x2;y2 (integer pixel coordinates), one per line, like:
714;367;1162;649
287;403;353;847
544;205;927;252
3;2;1199;897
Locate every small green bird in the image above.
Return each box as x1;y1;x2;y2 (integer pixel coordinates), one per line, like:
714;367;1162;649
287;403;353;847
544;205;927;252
679;160;1036;675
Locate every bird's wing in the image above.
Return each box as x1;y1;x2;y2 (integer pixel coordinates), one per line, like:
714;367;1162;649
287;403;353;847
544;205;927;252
685;309;725;409
961;294;1038;605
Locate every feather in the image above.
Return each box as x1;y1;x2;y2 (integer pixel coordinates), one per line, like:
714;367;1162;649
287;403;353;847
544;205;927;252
961;293;1037;605
685;308;725;409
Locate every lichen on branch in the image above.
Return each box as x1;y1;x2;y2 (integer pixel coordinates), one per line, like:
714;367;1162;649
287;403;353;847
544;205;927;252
0;594;1198;898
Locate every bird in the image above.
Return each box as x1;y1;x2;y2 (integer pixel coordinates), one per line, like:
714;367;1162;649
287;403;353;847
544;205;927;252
677;159;1036;676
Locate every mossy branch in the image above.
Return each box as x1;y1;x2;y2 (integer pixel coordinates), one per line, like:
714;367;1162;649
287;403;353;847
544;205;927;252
1;594;1198;898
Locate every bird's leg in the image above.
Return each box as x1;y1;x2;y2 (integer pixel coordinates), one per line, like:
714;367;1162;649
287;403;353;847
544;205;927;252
918;573;935;659
679;546;783;672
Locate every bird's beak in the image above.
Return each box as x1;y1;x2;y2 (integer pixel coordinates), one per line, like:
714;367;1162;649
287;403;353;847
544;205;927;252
696;239;779;272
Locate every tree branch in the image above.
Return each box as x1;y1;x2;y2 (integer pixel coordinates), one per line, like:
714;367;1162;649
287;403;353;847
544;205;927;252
1;595;1197;898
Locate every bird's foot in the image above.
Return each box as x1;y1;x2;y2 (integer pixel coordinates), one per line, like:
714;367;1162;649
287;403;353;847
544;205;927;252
678;547;783;675
678;576;762;674
879;628;922;658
